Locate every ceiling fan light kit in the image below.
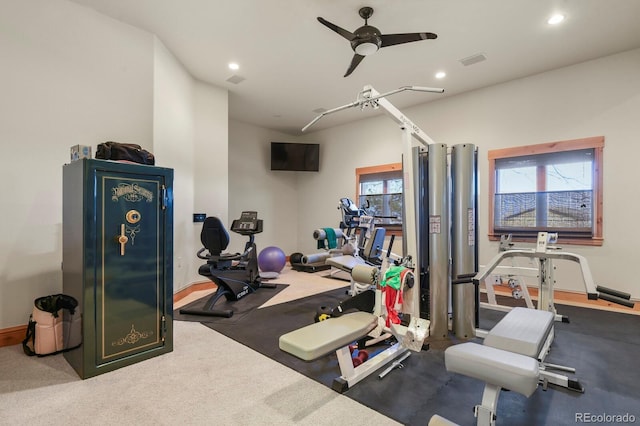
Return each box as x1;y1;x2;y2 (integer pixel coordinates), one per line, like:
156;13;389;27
317;6;437;77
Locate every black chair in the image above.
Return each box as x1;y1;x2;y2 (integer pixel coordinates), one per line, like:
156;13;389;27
179;212;274;318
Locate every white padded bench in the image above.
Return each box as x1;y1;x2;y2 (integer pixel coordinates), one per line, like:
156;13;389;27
445;308;554;394
445;342;539;397
484;307;554;358
279;310;412;393
325;255;366;274
443;308;557;425
279;311;377;361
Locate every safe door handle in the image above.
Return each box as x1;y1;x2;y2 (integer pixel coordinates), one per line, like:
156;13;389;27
118;224;129;256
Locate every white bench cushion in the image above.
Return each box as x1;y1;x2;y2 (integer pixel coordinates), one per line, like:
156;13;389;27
326;255;365;273
445;342;539;397
484;307;554;358
279;311;378;361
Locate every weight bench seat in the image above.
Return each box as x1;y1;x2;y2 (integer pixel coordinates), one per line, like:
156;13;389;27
445;342;539;397
279;311;378;361
443;307;570;423
484;307;554;358
325;255;365;273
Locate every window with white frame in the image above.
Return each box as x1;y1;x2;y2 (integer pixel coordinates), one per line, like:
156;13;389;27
488;136;604;245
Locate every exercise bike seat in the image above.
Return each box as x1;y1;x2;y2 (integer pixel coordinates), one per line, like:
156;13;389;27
201;217;230;255
197;217;247;268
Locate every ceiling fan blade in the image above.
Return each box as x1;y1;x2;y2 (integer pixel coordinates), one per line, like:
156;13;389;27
317;17;355;41
380;32;437;48
344;54;365;77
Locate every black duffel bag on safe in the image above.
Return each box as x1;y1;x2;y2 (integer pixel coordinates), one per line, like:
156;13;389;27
95;141;155;165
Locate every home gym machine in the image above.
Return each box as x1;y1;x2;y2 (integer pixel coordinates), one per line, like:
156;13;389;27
289;198;360;273
304;84;480;341
179;211;276;318
290;197;386;274
279;85;480;392
440;235;636;426
478;231;635;320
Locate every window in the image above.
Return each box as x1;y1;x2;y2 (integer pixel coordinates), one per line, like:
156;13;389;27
356;163;403;235
488;136;604;245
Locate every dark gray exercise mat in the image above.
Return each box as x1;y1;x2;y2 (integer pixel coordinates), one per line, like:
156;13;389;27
174;283;288;325
195;289;640;425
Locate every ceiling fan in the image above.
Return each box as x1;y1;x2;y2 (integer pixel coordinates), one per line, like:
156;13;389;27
317;6;438;77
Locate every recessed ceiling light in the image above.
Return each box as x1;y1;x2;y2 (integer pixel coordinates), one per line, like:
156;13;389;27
435;71;446;79
547;14;565;25
228;62;239;71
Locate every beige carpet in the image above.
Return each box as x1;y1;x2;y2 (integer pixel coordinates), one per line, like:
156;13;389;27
0;267;400;426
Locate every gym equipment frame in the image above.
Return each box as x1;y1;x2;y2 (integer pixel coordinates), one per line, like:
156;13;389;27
282;85;480;391
303;85;479;340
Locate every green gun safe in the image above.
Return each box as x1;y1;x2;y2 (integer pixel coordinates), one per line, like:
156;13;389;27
63;158;174;379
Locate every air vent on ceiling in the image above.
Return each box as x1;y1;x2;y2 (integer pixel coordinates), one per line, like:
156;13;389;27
226;75;246;84
459;53;487;67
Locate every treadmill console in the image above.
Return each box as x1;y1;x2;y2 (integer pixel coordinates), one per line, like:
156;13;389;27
231;211;263;235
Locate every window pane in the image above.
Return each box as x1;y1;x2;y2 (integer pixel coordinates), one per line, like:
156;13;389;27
361;181;383;195
546;162;592;191
489;138;602;243
387;178;403;193
388;193;403;223
356;164;404;231
360;193;403;225
494;192;536;228
545;190;592;228
496;167;536;193
360;194;383;215
495;152;594;235
495;190;592;232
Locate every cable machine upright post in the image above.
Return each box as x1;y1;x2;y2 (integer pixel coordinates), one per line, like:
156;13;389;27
302;84;448;337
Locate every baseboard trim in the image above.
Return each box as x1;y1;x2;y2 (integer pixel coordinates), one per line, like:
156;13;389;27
0;324;27;348
173;281;216;304
487;284;640;314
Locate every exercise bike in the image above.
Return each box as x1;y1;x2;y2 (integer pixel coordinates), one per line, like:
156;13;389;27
179;211;276;318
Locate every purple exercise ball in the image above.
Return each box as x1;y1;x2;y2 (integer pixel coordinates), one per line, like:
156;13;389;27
258;246;286;273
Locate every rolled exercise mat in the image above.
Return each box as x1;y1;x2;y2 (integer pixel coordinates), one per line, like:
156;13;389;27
302;252;332;264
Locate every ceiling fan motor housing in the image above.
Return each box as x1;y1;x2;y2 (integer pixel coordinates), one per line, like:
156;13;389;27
351;25;382;55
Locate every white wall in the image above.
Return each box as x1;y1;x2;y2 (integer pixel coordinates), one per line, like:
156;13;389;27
193;82;229;227
0;0;154;328
227;120;302;255
153;38;198;292
0;0;231;329
150;36;231;294
301;48;640;299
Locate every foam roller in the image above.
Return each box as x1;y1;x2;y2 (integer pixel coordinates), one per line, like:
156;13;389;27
352;264;379;285
302;252;331;264
312;228;344;240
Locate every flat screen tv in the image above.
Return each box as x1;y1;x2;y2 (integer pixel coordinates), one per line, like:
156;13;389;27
270;142;320;172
